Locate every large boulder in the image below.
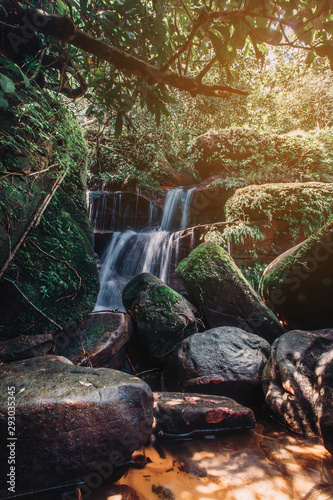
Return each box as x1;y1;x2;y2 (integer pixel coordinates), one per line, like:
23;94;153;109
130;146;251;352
0;356;153;497
260;221;333;330
315;348;333;455
225;182;333;229
122;273;198;359
262;329;333;448
54;312;132;368
153;392;255;437
176;242;284;343
163;326;270;405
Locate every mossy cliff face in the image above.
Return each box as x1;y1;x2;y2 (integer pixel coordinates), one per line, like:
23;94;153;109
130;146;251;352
0;84;98;339
0;189;99;339
122;273;198;359
225;182;333;238
259;221;333;330
176;242;284;343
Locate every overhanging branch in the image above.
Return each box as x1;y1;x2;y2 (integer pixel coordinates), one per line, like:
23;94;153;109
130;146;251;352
3;2;248;98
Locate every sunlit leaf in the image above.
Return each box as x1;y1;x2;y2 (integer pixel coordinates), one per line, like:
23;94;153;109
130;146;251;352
0;74;15;93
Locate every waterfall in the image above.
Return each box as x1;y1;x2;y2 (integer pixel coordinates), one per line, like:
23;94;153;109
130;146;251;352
93;187;193;312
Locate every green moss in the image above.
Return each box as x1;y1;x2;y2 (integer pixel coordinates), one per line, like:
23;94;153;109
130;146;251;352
259;221;333;297
149;286;181;308
177;242;252;305
0;189;99;339
225;182;333;239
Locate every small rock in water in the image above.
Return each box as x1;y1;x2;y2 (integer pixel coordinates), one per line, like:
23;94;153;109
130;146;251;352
153;392;255;437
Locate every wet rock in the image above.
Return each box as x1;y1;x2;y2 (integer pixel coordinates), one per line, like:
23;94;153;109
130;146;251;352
0;356;153;497
122;273;198;359
0;334;53;362
163;326;270;405
176;242;284;343
260;221;333;331
262;329;333;441
153;392;255;437
316;348;333;455
54;312;132;368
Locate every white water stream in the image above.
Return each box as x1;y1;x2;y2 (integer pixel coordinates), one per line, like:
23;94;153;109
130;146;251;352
89;187;194;312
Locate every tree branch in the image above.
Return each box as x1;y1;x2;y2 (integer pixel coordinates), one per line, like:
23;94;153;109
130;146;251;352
4;3;248;98
161;10;209;71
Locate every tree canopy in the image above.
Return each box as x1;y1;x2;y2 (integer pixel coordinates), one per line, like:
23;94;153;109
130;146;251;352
1;0;333;129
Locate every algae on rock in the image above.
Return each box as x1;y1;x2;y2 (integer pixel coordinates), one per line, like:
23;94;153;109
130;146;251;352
122;273;198;359
176;242;284;343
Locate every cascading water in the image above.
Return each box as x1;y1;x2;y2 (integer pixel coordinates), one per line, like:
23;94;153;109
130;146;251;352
91;187;194;312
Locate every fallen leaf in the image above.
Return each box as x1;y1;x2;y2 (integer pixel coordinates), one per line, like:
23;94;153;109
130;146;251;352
79;381;92;387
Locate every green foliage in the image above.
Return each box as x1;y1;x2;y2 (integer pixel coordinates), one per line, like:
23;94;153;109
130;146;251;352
195;127;333;186
0;58;87;186
87;106;199;189
225;182;333;238
240;262;266;292
6;0;333;132
1;190;99;338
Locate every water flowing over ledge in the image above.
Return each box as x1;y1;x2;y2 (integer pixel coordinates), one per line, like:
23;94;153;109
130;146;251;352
88;187;195;312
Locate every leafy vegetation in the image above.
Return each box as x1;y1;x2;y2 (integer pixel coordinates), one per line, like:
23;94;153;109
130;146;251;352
0;190;99;339
225;182;333;238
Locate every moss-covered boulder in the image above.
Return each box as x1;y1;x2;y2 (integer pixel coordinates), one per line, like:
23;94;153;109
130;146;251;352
225;182;333;238
193;128;333;182
122;273;198;359
259;221;333;330
176;242;284;343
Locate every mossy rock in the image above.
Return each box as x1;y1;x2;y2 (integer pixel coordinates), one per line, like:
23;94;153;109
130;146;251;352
122;273;198;359
176;242;284;343
0;189;99;339
259;221;333;330
225;182;333;238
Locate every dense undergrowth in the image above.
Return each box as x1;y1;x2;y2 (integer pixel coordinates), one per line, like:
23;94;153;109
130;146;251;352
0;58;98;340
